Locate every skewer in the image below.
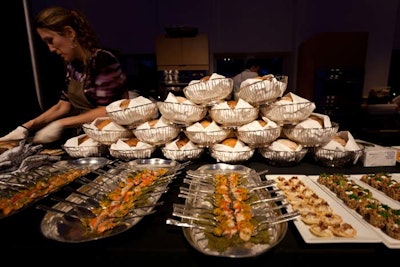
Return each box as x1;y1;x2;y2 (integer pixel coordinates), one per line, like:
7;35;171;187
173;202;289;215
166;218;211;231
73;179;112;193
181;179;277;193
178;186;284;203
249;194;286;205
63;186;102;207
166;210;300;236
36;204;86;220
186;169;269;180
49;196;99;217
0;179;29;189
118;210;157;220
184;173;275;188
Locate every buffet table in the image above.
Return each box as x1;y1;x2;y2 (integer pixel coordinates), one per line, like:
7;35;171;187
0;151;399;266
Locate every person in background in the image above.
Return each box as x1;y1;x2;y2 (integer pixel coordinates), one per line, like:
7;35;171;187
391;95;400;108
0;6;128;144
232;58;261;95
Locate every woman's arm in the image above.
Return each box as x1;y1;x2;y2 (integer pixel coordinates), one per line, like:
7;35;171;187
30;105;107;144
22;100;72;131
56;106;107;128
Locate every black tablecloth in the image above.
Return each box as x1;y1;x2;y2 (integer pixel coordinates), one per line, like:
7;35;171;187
1;152;399;266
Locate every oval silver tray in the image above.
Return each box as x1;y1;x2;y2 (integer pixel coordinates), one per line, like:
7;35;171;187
40;158;184;243
123;158;184;175
0;163;92;220
53;157;110;170
178;163;288;257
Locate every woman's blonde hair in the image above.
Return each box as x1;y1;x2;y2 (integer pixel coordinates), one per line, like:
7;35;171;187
35;6;99;51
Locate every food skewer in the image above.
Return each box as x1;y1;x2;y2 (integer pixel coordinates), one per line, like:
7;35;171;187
182;177;276;191
178;187;286;205
36;204;93;219
173;202;289;215
50;196;97;217
63;186;103;207
0;179;30;190
167;210;300;236
185;169;269;181
172;203;290;225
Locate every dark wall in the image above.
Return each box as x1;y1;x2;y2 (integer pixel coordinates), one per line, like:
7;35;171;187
3;1;39;135
33;35;65;111
2;1;65;135
389;49;400;95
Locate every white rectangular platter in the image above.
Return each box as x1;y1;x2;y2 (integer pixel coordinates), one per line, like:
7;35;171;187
392;146;400;163
308;173;400;249
265;174;381;244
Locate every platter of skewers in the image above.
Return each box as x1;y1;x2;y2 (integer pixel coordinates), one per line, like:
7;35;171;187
40;158;185;242
0;157;108;219
166;163;300;257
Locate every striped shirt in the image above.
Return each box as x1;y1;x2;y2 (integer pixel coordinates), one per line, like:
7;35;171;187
61;49;127;106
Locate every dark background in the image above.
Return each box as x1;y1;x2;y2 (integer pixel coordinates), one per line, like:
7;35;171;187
7;0;400;145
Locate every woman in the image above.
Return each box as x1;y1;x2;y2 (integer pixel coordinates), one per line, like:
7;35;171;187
0;6;128;144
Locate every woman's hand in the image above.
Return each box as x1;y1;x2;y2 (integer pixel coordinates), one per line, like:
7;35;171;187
32;121;64;144
0;126;29;142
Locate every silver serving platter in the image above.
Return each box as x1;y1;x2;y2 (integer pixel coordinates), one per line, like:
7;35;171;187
177;163;288;258
0;162;94;220
123;158;182;173
53;157;110;170
40;158;183;243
